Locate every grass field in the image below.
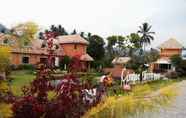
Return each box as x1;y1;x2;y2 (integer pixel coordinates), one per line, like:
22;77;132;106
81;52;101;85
9;70;183;97
82;79;181;118
10;70;36;96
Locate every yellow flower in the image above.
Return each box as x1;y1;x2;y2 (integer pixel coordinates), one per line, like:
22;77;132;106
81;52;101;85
0;103;13;118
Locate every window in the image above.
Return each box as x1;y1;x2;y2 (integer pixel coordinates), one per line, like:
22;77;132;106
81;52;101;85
74;44;77;49
24;41;29;47
3;39;9;44
40;58;47;63
22;57;29;64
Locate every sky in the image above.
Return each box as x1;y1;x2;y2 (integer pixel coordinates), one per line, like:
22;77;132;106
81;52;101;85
1;0;186;48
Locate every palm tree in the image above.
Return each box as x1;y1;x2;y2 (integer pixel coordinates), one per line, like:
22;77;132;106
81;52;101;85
138;22;155;51
137;22;155;82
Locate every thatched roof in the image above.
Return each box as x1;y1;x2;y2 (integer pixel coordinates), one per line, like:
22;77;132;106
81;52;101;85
57;34;89;45
112;57;131;64
159;38;183;49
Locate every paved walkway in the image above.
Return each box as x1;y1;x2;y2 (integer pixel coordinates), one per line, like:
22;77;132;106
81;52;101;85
132;80;186;118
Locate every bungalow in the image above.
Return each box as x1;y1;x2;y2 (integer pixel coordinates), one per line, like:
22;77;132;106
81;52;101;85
151;38;184;72
103;57;132;78
0;34;93;71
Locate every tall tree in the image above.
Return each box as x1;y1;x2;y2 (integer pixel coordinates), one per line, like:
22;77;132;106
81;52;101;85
128;23;155;82
106;36;118;58
137;22;155;51
11;21;39;47
39;25;68;39
106;35;128;58
87;35;105;61
126;33;141;56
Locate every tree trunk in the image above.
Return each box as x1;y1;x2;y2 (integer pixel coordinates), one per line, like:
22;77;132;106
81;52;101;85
140;71;143;83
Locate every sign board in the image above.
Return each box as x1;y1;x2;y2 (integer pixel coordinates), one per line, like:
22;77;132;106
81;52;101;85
182;48;186;60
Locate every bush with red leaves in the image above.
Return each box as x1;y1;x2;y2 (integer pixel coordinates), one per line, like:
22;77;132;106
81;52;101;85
11;32;102;118
13;95;45;118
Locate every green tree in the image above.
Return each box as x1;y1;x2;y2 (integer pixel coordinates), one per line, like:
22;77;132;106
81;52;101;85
106;35;128;58
106;36;117;58
59;56;71;70
0;46;10;79
39;25;68;39
87;35;105;61
170;54;186;76
145;48;159;63
126;33;141;56
171;54;182;68
12;22;38;47
136;23;155;82
138;22;155;51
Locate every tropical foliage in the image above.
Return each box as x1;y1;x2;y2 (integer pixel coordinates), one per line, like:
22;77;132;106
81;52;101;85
137;22;155;50
171;54;186;76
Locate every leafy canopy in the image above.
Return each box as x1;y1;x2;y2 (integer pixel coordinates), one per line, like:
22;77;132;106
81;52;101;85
12;22;38;46
0;46;10;72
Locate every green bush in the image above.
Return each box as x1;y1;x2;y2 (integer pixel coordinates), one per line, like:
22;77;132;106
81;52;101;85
59;56;71;70
165;71;178;79
17;64;35;70
171;55;186;77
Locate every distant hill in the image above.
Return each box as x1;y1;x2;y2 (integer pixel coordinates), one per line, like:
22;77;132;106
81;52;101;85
0;24;9;33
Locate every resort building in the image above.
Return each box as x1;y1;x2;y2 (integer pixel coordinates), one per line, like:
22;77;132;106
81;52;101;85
151;38;184;72
0;34;93;71
103;57;132;78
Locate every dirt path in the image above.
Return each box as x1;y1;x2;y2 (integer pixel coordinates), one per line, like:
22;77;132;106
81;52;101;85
132;80;186;118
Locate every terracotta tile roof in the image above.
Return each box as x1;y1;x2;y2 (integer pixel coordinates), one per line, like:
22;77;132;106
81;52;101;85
80;54;94;61
57;34;89;45
0;33;87;57
11;39;62;56
159;38;183;49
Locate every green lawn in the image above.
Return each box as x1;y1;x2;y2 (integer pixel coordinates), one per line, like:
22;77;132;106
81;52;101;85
10;70;36;96
106;79;181;96
9;70;183;97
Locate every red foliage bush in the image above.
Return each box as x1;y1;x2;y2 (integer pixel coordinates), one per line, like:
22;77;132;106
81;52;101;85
9;32;103;118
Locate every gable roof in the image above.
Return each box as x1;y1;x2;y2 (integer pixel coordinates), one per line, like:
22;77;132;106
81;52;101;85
159;38;183;49
112;57;131;65
57;34;89;45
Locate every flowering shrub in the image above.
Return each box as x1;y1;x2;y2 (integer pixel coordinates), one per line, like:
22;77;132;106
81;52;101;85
0;79;13;118
12;63;94;118
6;32;103;118
0;103;13;118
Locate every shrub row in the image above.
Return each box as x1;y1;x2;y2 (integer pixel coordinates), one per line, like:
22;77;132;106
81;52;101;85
10;64;35;70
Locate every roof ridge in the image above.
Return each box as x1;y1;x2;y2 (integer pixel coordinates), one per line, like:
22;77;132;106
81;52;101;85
57;34;89;45
159;38;183;49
